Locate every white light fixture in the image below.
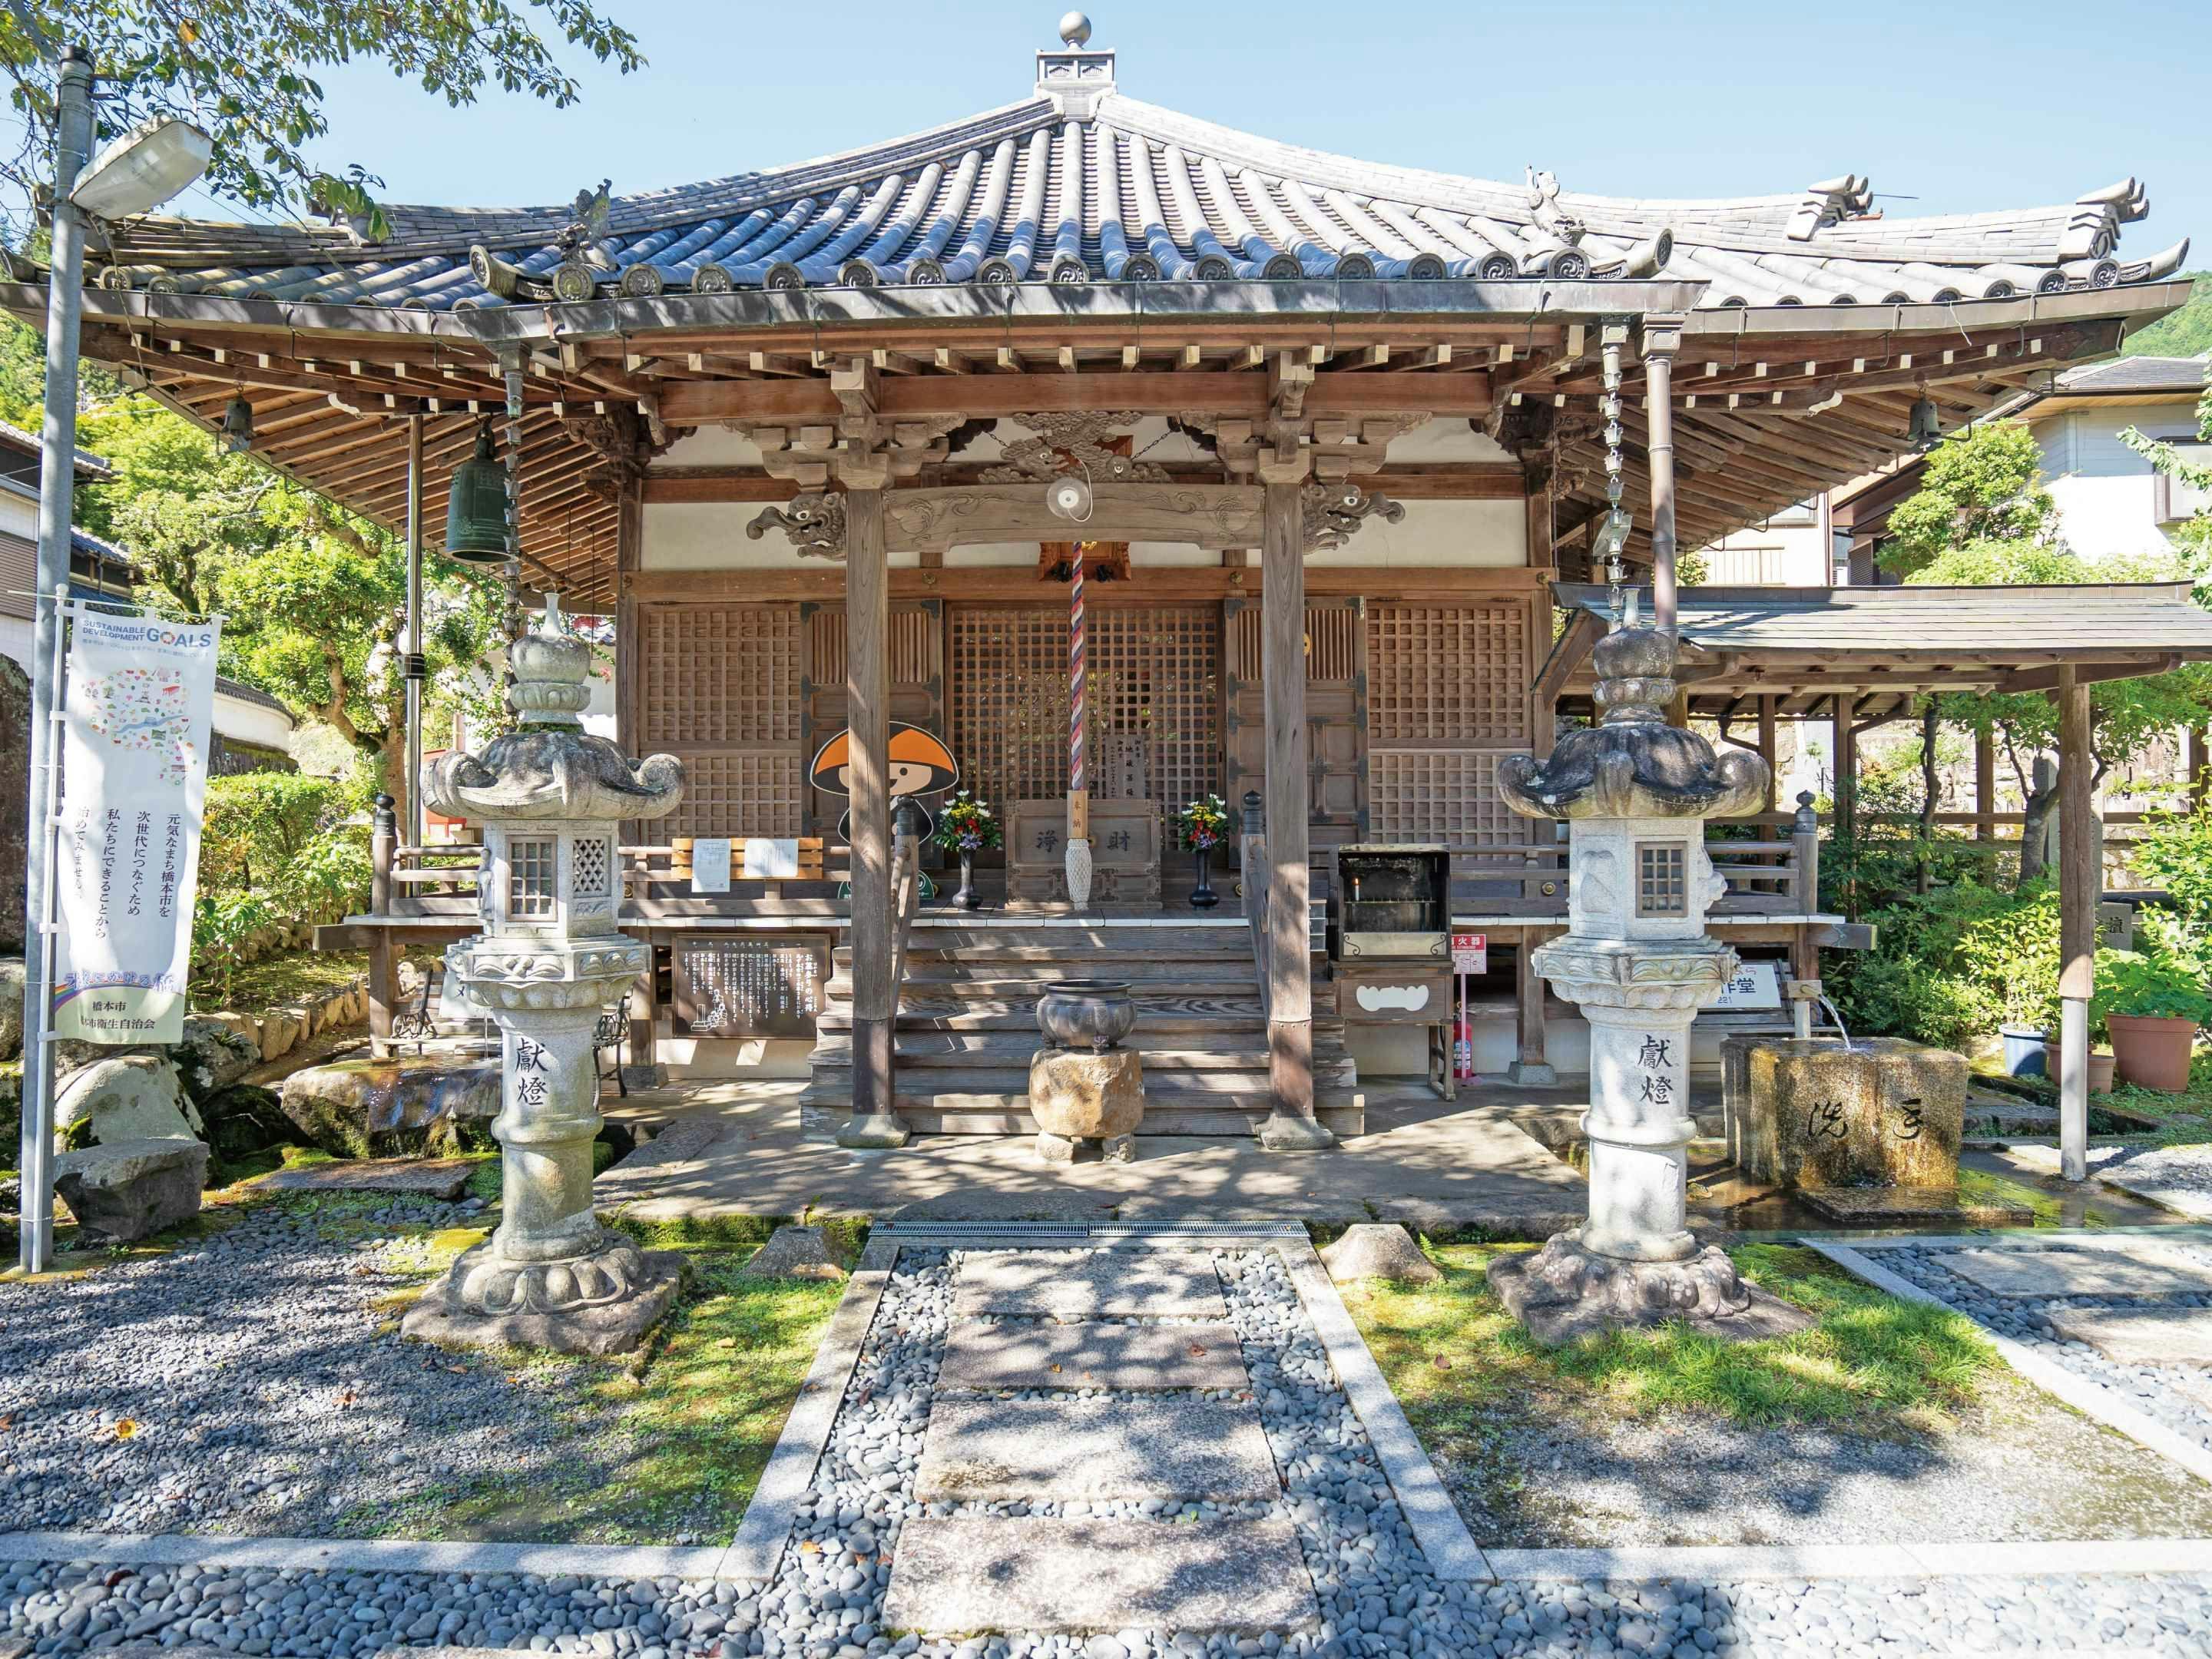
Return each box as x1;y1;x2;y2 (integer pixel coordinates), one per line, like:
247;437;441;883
1045;474;1092;522
70;116;213;219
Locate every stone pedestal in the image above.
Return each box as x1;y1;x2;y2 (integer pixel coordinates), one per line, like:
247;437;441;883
1029;1045;1144;1164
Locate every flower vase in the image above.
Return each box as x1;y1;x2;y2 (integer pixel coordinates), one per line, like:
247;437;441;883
1190;842;1219;909
953;847;980;910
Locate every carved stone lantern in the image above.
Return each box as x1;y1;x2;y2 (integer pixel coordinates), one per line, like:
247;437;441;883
1488;621;1812;1344
402;598;687;1355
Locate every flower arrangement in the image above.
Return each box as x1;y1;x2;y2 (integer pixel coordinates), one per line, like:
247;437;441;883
934;789;1002;853
1175;793;1230;851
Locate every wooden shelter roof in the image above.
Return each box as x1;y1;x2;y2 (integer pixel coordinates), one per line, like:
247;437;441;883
0;22;2193;603
1543;581;2212;720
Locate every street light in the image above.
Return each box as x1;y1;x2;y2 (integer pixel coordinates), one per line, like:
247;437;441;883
18;48;211;1273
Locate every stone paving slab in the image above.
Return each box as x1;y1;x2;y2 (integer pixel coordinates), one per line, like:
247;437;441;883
913;1396;1277;1502
2045;1306;2212;1366
881;1516;1316;1635
247;1157;478;1200
1799;1186;2032;1226
951;1248;1227;1320
937;1318;1248;1390
1940;1243;2212;1299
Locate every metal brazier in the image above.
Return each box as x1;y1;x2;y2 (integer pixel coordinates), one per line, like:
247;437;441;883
1036;979;1137;1051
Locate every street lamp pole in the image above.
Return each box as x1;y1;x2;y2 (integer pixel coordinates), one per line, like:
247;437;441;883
16;43;95;1274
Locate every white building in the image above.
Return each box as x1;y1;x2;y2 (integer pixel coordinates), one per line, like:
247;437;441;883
2018;354;2210;565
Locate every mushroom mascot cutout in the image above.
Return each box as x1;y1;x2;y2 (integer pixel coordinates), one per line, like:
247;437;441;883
809;723;959;843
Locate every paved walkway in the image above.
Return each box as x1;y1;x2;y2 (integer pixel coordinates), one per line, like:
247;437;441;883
596;1081;1586;1233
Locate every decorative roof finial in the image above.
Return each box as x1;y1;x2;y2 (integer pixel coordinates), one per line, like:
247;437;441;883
1059;10;1092;45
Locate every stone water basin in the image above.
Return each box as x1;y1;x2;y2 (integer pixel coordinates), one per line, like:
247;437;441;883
278;1057;500;1158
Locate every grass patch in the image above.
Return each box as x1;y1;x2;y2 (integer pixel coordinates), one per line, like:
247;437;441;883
1351;1242;1996;1436
373;1240;844;1544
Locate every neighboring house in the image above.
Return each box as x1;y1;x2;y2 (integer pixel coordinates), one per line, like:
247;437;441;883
2018;354;2210;562
1699;497;1848;588
0;419;297;770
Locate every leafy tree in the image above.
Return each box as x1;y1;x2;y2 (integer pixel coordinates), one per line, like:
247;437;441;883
0;2;643;237
2120;273;2212;359
1879;421;2058;582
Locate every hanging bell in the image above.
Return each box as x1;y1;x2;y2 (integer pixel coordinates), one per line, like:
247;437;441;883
220;392;253;452
1907;392;1943;452
443;427;511;562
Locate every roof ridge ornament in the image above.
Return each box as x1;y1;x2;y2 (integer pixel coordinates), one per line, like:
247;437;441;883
1038;10;1114;117
1786;174;1873;242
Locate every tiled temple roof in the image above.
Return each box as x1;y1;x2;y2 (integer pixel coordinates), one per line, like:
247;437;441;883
81;29;2187;314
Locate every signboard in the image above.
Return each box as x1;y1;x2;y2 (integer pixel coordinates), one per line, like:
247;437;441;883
671;934;829;1038
1451;932;1488;975
53;607;221;1044
1711;959;1783;1010
690;836;732;894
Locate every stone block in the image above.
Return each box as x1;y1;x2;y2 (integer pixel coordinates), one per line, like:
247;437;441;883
1722;1035;1966;1190
55;1054;201;1149
1027;1045;1144;1141
915;1396;1277;1502
252;1156;477;1200
54;1137;208;1243
1320;1223;1442;1284
278;1056;499;1157
741;1223;853;1280
1942;1243;2212;1300
883;1516;1316;1635
952;1249;1227;1319
938;1319;1248;1390
169;1015;263;1101
2045;1307;2212;1365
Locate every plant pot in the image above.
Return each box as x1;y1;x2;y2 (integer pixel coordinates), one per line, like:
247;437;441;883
952;849;980;910
2104;1013;2199;1093
1036;979;1137;1051
1190;843;1219;909
2041;1041;2117;1095
1999;1024;2048;1078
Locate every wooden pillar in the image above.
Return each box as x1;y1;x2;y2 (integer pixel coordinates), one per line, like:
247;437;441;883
1643;316;1684;635
1257;470;1332;1150
368;793;396;1056
2058;667;2096;1182
1834;695;1859;919
1509;928;1555;1086
2191;724;2208;816
1757;695;1779;814
838;472;907;1148
1975;724;1997;842
614;475;644;762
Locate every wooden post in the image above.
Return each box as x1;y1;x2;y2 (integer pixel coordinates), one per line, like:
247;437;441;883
1257;469;1332;1150
1790;790;1823;1038
1757;695;1779;814
2192;724;2208;816
1975;724;1997;842
838;470;907;1148
614;475;644;763
2058;667;2096;1182
1835;695;1859;921
1643;316;1684;636
1508;928;1555;1086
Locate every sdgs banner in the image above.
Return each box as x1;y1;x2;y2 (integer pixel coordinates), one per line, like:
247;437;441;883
53;607;223;1044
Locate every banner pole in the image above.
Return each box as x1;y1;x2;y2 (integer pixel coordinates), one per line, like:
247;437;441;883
19;589;71;1273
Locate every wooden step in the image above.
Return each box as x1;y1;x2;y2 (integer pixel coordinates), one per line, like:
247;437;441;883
797;1086;1366;1137
895;927;1270;952
879;959;1269;984
807;1038;1359;1084
817;1002;1276;1035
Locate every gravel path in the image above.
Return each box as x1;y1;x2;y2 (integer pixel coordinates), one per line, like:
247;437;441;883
0;1196;618;1538
1881;1239;2212;1455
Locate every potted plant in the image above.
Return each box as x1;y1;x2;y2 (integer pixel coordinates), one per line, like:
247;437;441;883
933;790;1001;910
1175;793;1230;910
2094;947;2210;1093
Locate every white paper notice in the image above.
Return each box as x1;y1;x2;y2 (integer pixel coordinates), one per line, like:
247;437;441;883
744;837;800;878
690;836;733;893
54;606;222;1044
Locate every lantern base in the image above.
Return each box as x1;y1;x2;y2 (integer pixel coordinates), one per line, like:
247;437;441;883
402;1231;687;1356
1486;1230;1813;1349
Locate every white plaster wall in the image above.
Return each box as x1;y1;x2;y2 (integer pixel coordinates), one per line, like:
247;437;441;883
1305;498;1525;568
0;490;36;538
213;693;296;752
2033;406;2202;566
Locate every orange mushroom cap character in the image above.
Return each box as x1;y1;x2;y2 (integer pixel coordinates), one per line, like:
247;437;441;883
809;722;960;800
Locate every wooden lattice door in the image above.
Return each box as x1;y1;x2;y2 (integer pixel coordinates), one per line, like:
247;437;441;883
948;602;1220;822
1363;599;1538;843
799;598;945;842
1223;596;1369;848
636;602;804;842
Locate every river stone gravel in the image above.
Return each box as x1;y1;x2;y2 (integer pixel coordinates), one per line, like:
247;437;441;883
1881;1237;2212;1455
0;1194;606;1538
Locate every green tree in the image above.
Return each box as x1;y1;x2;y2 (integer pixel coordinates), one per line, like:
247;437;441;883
1879;421;2058;582
0;2;642;236
2120;273;2212;359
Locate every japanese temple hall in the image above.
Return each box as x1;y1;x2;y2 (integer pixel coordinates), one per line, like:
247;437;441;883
13;15;2211;1148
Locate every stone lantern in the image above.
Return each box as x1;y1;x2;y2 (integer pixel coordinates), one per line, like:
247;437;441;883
402;598;687;1355
1488;621;1811;1344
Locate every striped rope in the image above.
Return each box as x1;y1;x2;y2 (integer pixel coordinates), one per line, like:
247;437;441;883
1068;542;1085;794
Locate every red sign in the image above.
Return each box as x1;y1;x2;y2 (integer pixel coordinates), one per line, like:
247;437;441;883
1452;932;1488;974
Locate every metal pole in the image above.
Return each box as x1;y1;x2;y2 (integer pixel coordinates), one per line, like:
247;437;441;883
403;413;426;847
18;44;96;1275
1643;325;1681;636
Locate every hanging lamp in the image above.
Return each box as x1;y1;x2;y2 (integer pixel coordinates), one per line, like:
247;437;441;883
444;425;511;562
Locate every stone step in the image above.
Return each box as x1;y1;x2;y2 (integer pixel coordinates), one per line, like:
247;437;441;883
938;1318;1249;1390
882;1516;1317;1637
1942;1243;2212;1300
952;1248;1228;1319
913;1396;1278;1503
2045;1306;2212;1365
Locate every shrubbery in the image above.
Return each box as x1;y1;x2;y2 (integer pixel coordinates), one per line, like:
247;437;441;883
192;773;373;1005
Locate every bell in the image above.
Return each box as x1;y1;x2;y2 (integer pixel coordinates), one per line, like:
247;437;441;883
219;392;253;452
444;427;512;562
1907;392;1943;452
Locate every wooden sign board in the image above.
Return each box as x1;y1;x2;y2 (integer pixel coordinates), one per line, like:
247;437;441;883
1007;798;1161;906
671;933;830;1038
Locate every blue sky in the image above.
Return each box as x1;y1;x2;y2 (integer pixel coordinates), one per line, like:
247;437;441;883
275;1;2205;271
